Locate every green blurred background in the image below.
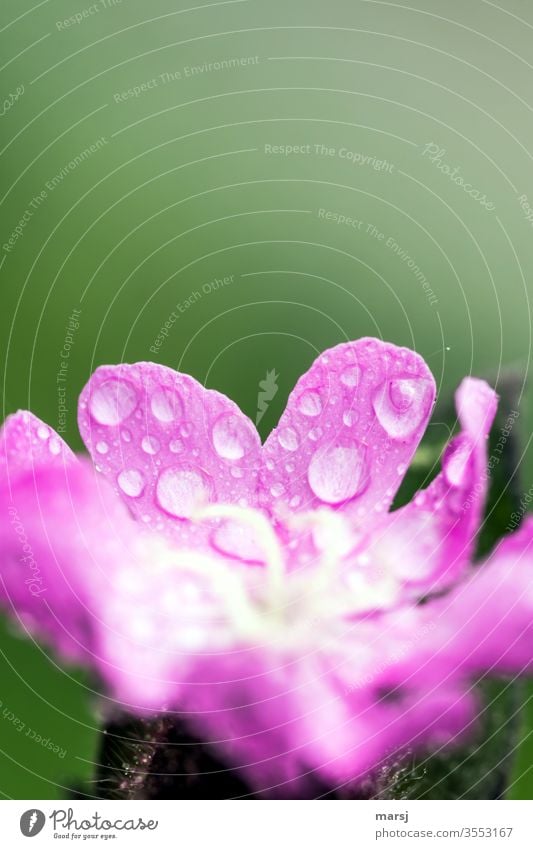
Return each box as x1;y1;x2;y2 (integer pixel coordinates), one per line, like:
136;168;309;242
1;0;533;798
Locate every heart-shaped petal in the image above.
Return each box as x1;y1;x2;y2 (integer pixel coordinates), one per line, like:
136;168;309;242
78;363;261;543
261;339;436;521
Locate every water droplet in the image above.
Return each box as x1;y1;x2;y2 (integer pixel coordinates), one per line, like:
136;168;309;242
270;482;285;498
340;365;361;388
211;521;265;563
397;462;407;475
180;422;192;438
117;469;145;498
212;413;255;461
289;495;301;508
285;462;295;473
156;466;212;518
121;429;131;443
308;427;323;442
89;379;137;426
141;435;160;455
444;439;472;487
298;390;322;417
95;440;109;454
277;426;299;452
169;439;184;454
150;388;183;423
308;443;368;504
373;377;432;440
230;466;244;478
343;411;356;427
37;425;49;440
49;438;61;456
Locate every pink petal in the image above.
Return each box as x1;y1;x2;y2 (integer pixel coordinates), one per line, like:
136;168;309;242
375;377;498;589
260;339;436;521
78;363;261;541
437;517;533;674
0;411;75;481
0;459;133;664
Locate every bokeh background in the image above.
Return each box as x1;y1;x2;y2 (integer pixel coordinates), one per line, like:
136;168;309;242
1;0;533;798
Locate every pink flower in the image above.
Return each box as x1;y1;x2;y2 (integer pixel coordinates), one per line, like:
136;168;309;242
1;338;532;797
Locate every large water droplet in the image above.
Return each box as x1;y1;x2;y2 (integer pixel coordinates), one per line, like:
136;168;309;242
150;388;183;423
89;379;137;426
212;413;255;461
372;377;432;439
444;439;472;487
277;426;299;452
156;466;212;518
141;435;160;455
95;441;109;454
343;411;357;427
308;443;368;504
49;438;61;456
340;365;361;388
298;390;322;417
117;469;145;498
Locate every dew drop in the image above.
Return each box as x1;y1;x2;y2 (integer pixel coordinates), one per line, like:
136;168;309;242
373;377;432;440
89;379;137;426
289;495;302;508
169;439;184;454
150;388;183;423
277;426;299;452
308;443;368;504
95;441;109;455
308;426;323;442
121;429;132;443
270;482;285;498
340;365;361;388
298;390;322;417
117;469;145;498
37;425;49;440
444;439;472;487
49;438;61;456
180;422;192;438
141;435;160;455
156;466;212;518
212;413;255;461
343;411;356;427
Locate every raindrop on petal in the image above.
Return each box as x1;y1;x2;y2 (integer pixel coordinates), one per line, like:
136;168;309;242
141;435;160;455
212;413;255;460
373;377;432;439
298;390;322;417
340;365;361;388
308;443;368;504
150;389;183;423
156;466;212;518
89;379;137;426
277;426;299;452
117;469;145;498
